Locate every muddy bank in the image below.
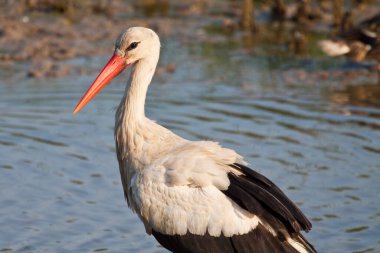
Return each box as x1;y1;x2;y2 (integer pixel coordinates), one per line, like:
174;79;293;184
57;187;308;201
0;0;205;78
0;0;379;79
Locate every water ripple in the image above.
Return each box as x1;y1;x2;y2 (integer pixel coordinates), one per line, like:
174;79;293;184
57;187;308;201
1;52;380;253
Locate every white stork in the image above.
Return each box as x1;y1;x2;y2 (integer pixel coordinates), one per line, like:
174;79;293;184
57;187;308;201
73;27;317;253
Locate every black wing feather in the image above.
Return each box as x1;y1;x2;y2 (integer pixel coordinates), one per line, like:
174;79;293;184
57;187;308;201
152;230;235;253
152;224;303;253
223;177;265;216
230;163;312;232
227;174;302;233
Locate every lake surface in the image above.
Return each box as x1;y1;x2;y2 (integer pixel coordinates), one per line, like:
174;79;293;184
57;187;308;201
1;32;380;253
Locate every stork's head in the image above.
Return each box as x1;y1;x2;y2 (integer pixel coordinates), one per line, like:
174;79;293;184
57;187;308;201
115;27;160;64
73;27;160;114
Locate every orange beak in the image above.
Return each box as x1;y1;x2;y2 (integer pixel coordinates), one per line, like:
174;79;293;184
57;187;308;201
73;54;129;114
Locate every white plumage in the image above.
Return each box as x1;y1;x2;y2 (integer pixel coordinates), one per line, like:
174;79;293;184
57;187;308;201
318;40;351;56
74;27;316;253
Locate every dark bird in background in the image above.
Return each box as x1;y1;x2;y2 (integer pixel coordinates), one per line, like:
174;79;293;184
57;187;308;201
319;12;380;75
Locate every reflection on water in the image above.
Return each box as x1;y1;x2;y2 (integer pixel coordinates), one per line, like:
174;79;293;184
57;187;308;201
328;82;380;108
1;34;380;253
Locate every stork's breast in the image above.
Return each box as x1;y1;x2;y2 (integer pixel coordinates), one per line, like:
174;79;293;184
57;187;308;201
135;179;260;237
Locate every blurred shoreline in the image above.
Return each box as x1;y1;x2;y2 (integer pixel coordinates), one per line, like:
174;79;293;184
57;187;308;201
0;0;379;79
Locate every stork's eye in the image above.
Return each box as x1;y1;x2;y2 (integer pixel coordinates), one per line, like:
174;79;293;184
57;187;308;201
127;42;140;51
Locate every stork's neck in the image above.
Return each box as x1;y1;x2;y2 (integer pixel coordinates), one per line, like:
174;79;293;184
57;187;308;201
122;55;158;122
115;52;159;164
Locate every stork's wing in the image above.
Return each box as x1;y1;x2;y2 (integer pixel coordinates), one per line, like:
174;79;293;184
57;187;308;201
225;163;312;233
136;141;316;252
222;163;316;253
151;160;317;253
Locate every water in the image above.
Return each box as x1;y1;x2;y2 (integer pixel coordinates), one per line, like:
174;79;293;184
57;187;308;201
1;34;380;253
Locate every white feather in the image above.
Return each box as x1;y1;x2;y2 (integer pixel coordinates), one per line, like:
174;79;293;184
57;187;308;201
287;238;309;253
119;123;258;236
137;180;260;236
318;39;350;56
